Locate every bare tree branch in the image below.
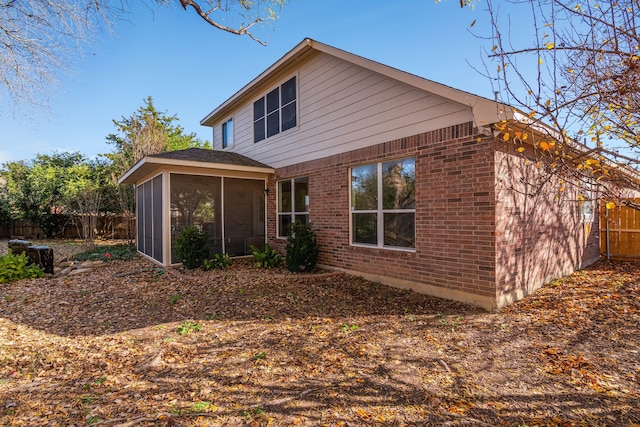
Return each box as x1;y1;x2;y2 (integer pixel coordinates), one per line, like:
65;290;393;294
479;0;640;205
0;0;285;111
178;0;268;45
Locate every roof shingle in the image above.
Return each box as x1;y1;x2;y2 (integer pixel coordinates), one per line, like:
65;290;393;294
148;148;271;168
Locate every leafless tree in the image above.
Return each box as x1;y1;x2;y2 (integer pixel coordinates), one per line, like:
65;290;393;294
466;0;640;205
0;0;285;110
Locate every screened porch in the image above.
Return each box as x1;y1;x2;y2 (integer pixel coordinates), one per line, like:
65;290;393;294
118;148;274;266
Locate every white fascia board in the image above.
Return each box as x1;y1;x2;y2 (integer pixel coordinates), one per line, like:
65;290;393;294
117;156;148;185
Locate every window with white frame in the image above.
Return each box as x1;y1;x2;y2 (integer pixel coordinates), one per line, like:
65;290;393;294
222;118;233;148
253;76;297;143
277;177;308;238
580;187;595;223
351;158;416;249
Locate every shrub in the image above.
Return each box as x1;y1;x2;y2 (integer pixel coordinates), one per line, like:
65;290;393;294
285;221;319;272
0;251;44;283
176;320;201;335
175;226;210;270
249;244;281;268
203;253;232;270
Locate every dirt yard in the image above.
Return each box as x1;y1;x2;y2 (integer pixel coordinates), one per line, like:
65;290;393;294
0;240;639;426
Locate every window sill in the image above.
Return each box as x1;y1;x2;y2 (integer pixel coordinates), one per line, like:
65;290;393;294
350;243;416;253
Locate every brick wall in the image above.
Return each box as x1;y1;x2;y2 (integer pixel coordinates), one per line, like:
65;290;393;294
267;122;500;309
264;124;603;310
494;144;600;307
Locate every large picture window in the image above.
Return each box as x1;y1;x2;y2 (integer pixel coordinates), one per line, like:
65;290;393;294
278;177;309;238
351;158;415;249
254;76;297;143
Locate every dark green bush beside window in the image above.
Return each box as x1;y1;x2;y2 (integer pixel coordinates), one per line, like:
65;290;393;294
285;221;319;272
175;226;210;270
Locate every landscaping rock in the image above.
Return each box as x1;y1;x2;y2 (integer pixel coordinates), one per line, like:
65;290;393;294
67;268;94;276
79;260;108;268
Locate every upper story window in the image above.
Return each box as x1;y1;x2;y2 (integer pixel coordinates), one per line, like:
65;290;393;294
350;157;416;249
253;76;297;143
222;118;233;149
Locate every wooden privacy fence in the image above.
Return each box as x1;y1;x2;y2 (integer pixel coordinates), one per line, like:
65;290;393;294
600;198;640;260
0;215;135;240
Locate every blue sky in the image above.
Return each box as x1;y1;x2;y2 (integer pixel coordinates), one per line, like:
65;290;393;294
0;1;495;164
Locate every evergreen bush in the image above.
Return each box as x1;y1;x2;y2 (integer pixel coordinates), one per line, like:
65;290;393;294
175;226;209;270
285;221;319;272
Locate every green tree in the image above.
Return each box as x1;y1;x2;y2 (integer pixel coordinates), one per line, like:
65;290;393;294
105;96;210;176
64;159;111;246
1;152;86;237
0;191;11;227
103;97;210;242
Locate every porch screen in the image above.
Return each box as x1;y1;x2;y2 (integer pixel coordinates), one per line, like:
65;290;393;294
224;178;266;256
136;175;163;263
170;174;222;263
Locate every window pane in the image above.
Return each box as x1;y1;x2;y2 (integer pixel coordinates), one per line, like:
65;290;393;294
281;76;296;105
383;158;415;210
582;200;594;223
353;213;377;244
384;212;415;248
278;180;292;213
294;214;309;227
294;177;308;212
278;214;292;238
281;101;297;131
222;122;227;148
267;111;280;138
351;164;378;210
267;87;279;113
253;98;265;119
222;119;234;149
254;117;265;143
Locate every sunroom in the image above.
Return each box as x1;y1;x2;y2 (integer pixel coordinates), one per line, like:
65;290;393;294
118;148;274;266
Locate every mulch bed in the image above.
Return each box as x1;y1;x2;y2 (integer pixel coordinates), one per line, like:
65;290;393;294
0;242;639;426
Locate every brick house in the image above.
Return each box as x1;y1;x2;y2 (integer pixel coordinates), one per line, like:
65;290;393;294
120;38;609;310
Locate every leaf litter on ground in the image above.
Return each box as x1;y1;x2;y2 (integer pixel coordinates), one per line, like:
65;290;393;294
0;241;638;426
